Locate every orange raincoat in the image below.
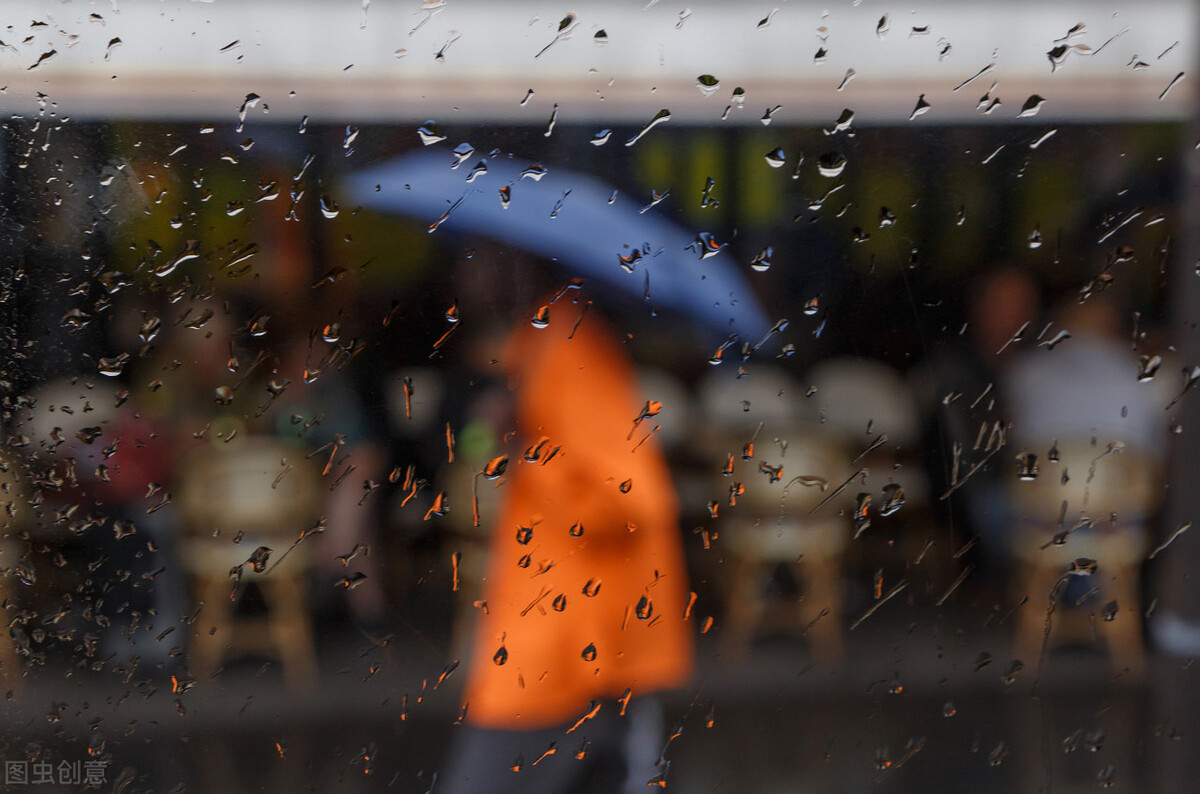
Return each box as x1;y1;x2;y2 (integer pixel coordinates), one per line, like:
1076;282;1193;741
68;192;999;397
461;302;694;730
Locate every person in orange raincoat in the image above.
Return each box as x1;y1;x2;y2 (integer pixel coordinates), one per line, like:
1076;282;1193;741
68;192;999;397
439;291;695;793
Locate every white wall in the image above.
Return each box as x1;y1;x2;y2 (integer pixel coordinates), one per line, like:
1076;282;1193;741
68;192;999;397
0;0;1191;124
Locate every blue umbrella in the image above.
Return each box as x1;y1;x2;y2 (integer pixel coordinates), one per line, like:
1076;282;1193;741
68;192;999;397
341;148;771;342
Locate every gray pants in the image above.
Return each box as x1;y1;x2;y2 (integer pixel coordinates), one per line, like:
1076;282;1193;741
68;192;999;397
435;697;666;794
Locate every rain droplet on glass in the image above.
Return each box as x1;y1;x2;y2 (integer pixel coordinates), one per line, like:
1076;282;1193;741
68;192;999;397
1018;94;1046;118
750;246;773;272
817;152;846;177
418;120;446;145
909;94;931;120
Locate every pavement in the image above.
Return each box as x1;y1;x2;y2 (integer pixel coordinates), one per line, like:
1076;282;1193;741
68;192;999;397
4;584;1197;793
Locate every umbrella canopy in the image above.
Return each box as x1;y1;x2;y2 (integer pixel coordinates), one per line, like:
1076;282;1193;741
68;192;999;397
341;148;771;342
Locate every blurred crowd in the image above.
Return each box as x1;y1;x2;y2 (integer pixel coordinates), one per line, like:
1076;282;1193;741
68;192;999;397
0;256;1179;699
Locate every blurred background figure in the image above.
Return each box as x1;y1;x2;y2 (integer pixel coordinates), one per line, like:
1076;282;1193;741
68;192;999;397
912;266;1040;586
438;288;694;794
1003;291;1170;673
5;375;153;677
132;307;325;687
269;330;390;632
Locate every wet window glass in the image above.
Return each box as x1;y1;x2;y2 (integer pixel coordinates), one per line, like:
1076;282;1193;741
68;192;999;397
2;1;1198;791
